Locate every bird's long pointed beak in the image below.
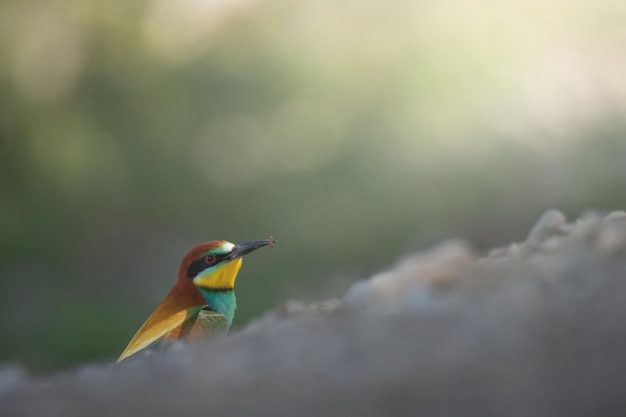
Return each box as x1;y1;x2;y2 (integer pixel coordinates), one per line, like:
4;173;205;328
227;237;275;260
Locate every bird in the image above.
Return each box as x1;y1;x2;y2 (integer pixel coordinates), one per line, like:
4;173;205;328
117;237;274;362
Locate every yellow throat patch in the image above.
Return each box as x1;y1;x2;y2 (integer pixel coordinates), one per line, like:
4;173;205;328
193;258;243;289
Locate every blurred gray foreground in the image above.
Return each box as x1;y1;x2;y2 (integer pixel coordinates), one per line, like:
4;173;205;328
2;209;626;417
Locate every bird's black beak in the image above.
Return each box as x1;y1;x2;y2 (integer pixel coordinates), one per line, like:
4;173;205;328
227;237;275;260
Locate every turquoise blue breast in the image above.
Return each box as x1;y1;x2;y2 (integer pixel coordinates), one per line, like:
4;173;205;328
197;288;237;326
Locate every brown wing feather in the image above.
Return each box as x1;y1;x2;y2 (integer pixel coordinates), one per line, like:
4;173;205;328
117;279;208;362
117;305;204;362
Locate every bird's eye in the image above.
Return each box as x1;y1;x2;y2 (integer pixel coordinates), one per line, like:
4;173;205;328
203;254;217;265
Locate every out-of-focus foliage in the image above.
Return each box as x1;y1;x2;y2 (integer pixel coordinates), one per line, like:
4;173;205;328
1;0;625;370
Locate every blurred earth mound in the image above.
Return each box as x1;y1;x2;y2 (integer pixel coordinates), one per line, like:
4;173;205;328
2;209;626;417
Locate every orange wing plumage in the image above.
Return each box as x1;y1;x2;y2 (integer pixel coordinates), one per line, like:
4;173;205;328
117;278;207;362
117;307;204;362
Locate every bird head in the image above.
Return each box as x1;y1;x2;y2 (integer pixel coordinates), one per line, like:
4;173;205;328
179;238;274;290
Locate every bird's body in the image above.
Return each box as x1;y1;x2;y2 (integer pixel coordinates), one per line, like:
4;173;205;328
117;238;273;362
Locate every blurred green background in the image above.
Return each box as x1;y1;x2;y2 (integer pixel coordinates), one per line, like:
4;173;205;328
1;0;625;371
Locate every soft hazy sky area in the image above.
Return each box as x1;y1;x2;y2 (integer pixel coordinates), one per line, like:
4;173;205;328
1;0;625;370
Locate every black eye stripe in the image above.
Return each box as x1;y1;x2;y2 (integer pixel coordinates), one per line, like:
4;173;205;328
186;253;228;279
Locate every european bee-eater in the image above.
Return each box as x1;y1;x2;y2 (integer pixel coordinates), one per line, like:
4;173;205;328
117;238;274;362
